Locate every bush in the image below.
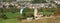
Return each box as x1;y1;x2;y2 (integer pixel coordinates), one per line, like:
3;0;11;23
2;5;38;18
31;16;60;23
17;16;26;21
38;8;57;12
22;8;34;18
32;0;45;3
0;8;3;13
0;14;8;19
54;9;60;16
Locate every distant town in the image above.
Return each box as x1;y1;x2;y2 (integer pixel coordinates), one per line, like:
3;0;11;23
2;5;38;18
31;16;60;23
0;0;60;9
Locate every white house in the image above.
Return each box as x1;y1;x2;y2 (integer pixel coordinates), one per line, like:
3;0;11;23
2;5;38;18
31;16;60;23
16;0;33;2
46;0;60;4
26;3;52;9
0;0;3;2
54;1;60;4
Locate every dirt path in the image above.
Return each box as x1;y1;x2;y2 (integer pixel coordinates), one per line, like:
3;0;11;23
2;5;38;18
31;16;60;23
18;16;60;23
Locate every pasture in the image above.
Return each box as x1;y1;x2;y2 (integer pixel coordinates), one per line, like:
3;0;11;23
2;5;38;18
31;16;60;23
0;12;53;23
0;12;20;23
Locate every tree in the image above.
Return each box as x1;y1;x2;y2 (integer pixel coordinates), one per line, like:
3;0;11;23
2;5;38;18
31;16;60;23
22;8;34;18
57;4;60;8
32;0;46;3
54;9;60;16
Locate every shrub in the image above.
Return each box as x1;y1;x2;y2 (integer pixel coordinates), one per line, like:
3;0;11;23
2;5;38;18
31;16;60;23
0;14;8;19
22;8;34;18
17;16;26;21
54;9;60;16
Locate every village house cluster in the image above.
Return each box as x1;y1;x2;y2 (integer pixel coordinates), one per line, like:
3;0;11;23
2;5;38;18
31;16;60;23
0;0;60;9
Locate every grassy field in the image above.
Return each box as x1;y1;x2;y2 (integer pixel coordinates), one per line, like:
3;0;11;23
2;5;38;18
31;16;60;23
0;12;53;23
0;12;20;23
5;12;21;19
0;18;18;23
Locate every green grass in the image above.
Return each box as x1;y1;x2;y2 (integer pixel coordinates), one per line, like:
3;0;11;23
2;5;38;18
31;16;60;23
0;12;53;23
0;18;18;23
4;12;21;19
0;12;20;23
39;12;53;15
43;12;53;15
4;12;53;19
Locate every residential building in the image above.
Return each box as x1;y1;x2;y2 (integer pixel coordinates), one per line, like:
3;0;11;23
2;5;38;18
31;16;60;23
26;3;57;9
15;0;33;2
46;0;60;4
0;0;3;2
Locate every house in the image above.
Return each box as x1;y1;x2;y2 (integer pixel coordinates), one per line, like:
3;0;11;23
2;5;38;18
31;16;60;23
46;0;60;4
15;0;33;2
26;3;57;9
54;0;60;4
46;0;51;2
0;2;3;8
26;3;52;9
0;0;3;2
